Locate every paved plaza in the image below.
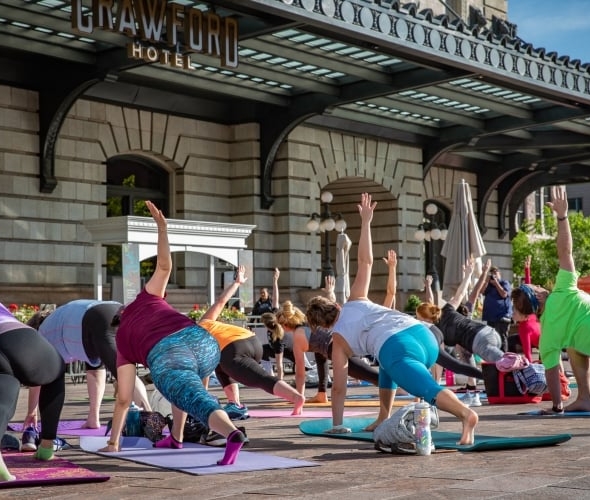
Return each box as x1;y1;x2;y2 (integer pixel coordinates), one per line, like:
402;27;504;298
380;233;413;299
4;373;590;500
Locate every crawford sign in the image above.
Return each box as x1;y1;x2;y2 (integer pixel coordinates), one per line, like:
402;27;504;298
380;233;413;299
71;0;239;69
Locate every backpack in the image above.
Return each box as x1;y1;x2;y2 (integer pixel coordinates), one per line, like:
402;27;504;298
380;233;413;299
373;402;439;454
166;414;209;443
140;411;168;442
105;410;168;443
513;363;548;395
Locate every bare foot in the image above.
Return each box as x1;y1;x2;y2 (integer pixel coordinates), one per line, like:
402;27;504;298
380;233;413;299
291;394;305;415
564;398;590;412
81;421;101;429
306;393;329;404
458;408;478;445
362;418;383;431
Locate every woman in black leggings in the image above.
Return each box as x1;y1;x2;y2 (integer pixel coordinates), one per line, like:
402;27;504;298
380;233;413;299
0;302;65;482
26;300;151;429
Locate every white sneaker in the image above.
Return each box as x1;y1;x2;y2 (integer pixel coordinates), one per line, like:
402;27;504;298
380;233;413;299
460;391;482;407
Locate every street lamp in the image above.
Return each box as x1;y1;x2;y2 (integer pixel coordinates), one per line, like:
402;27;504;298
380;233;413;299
414;202;447;295
307;191;347;286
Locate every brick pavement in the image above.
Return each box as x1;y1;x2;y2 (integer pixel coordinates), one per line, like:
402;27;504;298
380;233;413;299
4;376;590;500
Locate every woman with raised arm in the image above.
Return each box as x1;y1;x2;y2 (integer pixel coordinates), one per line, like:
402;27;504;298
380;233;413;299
512;186;590;414
100;201;246;466
198;266;304;416
288;259;399;431
416;259;506;367
306;193;478;445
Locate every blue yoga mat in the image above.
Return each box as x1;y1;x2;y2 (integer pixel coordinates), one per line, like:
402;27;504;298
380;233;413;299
299;417;571;451
519;409;590;417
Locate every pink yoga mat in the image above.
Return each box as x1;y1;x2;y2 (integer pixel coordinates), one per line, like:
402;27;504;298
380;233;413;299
0;451;109;488
247;409;373;418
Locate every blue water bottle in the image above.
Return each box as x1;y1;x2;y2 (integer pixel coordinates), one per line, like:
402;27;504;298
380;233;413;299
126;402;142;437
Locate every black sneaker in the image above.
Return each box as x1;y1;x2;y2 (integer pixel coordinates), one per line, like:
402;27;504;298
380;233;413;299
1;434;20;451
454;384;477;393
200;431;226;447
200;427;249;447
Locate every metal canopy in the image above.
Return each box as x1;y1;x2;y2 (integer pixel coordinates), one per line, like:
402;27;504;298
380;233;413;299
2;0;590;237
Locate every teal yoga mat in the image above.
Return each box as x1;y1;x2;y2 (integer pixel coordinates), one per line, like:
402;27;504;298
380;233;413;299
299;417;571;451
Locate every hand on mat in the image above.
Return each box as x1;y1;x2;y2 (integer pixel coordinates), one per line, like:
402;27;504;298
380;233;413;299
23;412;38;430
325;425;352;434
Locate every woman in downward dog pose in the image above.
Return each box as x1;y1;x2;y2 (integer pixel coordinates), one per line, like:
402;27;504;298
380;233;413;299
163;265;305;447
100;201;246;466
306;193;478;444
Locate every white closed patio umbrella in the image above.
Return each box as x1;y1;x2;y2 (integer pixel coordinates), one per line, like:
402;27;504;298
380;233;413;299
335;231;352;304
440;179;487;300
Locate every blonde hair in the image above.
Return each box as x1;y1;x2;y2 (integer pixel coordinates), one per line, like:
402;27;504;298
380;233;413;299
305;296;340;330
260;312;284;342
415;302;441;323
276;300;306;329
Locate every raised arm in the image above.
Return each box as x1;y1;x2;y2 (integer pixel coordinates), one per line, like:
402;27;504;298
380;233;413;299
348;193;377;301
144;200;171;298
523;255;531;284
447;259;474;310
423;274;434;304
546;186;574;272
321;275;337;303
271;268;280;310
468;258;490;306
202;265;247;321
382;249;397;309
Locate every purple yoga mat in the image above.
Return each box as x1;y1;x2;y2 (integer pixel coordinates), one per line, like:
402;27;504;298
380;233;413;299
247;409;372;418
9;420;108;437
80;436;318;475
0;451;109;488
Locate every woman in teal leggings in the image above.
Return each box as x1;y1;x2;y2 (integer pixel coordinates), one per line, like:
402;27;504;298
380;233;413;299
306;193;478;445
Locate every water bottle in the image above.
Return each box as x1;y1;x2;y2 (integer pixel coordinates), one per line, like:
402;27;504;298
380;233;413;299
125;401;142;437
413;401;433;456
445;369;455;387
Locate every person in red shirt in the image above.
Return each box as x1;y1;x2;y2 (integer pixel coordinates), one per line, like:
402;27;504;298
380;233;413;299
100;201;246;466
510;256;541;362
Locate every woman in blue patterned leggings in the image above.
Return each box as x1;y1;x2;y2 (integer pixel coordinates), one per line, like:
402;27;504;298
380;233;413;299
99;201;246;466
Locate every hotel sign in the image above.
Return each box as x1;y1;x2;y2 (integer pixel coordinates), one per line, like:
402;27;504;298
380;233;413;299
71;0;239;70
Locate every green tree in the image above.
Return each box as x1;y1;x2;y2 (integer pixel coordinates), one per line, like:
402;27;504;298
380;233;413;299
512;206;590;289
107;175;154;278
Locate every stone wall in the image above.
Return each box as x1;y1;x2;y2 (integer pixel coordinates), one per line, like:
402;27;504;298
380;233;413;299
0;83;514;309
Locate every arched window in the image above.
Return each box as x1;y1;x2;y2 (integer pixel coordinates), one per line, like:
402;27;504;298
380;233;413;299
106;155;169;279
107;154;169;217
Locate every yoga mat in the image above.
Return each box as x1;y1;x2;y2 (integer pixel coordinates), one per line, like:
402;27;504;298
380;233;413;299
264;400;384;408
298;417;571;451
80;436;318;475
248;409;372;418
519;409;590;417
0;451;109;489
265;394;417;408
9;420;108;437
